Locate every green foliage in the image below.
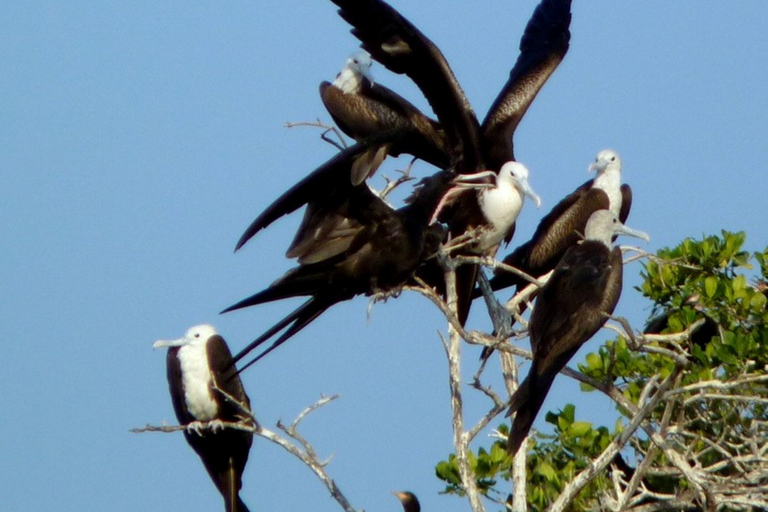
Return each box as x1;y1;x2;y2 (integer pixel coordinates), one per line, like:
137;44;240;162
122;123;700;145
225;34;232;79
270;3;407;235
436;231;768;511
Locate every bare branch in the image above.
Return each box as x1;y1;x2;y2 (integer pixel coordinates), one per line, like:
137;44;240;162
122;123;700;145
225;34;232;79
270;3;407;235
135;394;360;512
285;119;348;150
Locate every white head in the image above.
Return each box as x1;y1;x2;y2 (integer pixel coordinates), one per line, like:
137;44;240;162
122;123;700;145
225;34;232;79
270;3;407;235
153;324;218;349
589;149;622;176
345;50;374;83
498;161;541;207
584;210;649;247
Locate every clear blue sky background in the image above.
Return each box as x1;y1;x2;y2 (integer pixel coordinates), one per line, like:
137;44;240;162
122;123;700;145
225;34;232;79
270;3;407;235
2;2;766;511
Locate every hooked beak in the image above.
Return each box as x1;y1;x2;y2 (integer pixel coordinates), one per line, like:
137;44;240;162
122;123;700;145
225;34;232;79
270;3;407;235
360;65;375;86
152;337;188;349
589;156;608;174
518;178;542;208
616;222;650;243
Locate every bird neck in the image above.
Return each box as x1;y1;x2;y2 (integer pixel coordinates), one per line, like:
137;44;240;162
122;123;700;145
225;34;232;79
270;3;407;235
592;169;622;216
476;182;523;248
333;67;365;94
584;230;615;248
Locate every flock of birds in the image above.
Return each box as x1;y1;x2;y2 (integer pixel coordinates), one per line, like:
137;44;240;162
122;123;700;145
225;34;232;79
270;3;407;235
151;0;650;510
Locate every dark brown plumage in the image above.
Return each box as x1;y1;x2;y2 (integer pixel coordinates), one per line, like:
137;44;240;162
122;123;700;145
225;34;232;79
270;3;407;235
483;149;631;328
320;51;449;178
481;0;572;169
329;0;572;326
154;325;253;512
329;0;482;172
226;145;488;369
393;491;421;512
506;211;648;454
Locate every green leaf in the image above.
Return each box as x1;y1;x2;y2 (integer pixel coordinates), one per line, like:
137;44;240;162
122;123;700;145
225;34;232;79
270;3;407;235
567;421;593;438
535;461;557;483
585;352;603;370
705;276;718;297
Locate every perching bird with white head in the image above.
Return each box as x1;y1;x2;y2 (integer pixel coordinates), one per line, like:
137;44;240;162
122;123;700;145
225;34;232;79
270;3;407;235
475;161;541;252
487;149;632;298
589;149;625;218
320;50;449;182
153;324;253;512
423;160;541;325
506;211;649;454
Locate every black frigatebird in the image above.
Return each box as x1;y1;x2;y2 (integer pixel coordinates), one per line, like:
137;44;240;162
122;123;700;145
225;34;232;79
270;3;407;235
506;210;649;455
486;149;632;298
330;0;572;323
320;50;449;180
393;491;421;512
153;324;253;512
226;143;491;369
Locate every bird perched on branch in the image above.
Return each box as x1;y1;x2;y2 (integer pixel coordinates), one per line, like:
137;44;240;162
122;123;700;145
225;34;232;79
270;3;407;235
488;149;632;297
330;0;572;324
320;50;449;182
153;324;253;512
506;211;649;454
226;141;491;370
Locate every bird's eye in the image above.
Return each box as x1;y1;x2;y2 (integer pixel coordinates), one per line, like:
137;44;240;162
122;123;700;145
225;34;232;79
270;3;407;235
610;156;616;162
194;333;200;338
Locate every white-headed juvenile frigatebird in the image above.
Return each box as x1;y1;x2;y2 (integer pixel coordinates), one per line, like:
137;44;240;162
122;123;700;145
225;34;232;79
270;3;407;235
506;210;648;454
154;324;254;512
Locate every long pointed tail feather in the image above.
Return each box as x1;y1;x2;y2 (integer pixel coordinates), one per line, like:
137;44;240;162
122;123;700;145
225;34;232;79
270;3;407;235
236;299;332;374
230;299;320;366
220;457;250;512
506;371;555;455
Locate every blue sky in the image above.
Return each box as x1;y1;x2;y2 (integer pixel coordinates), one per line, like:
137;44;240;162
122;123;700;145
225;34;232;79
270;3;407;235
2;2;766;511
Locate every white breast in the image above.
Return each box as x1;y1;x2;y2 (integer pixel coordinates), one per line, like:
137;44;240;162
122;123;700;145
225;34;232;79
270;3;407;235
476;184;523;252
592;170;622;216
177;343;218;421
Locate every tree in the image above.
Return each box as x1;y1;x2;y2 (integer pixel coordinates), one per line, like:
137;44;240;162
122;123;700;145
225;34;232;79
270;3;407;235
137;228;767;512
437;230;768;512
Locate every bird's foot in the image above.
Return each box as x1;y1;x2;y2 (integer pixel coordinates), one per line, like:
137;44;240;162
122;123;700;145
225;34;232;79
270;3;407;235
208;419;226;433
367;287;404;322
372;286;403;302
186;421;206;436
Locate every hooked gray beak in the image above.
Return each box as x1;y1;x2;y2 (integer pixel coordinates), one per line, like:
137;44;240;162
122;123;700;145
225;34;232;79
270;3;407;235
152;337;187;349
616;222;650;243
517;177;542;208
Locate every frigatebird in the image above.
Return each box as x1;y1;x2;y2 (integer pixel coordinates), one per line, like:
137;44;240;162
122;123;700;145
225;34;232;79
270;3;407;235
393;491;421;512
329;0;572;322
425;161;541;325
320;50;449;179
506;210;649;455
486;149;632;298
154;324;253;512
330;0;572;171
329;0;482;173
226;144;490;369
235;134;427;253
